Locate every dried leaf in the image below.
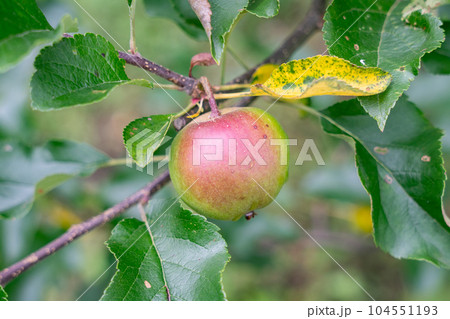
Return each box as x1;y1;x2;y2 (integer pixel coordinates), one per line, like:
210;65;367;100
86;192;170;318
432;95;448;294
251;55;392;99
189;52;217;77
188;0;212;38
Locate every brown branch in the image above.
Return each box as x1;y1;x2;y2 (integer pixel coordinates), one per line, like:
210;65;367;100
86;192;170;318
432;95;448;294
0;170;171;287
118;52;198;95
62;34;199;95
0;2;327;288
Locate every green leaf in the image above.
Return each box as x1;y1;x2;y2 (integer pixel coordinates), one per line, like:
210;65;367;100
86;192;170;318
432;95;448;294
319;97;450;267
323;0;445;130
422;21;450;74
0;0;78;73
30;33;146;111
143;0;206;40
127;0;133;7
0;140;109;219
0;286;7;301
101;199;230;301
246;0;280;18
251;56;392;99
123;114;174;168
187;0;248;63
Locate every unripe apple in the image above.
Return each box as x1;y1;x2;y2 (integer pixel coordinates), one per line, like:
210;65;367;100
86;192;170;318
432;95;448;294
169;107;289;221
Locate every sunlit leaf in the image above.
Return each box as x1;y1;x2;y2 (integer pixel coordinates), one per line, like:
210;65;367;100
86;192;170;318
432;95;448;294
251;56;391;99
123;115;174;168
251;63;278;84
0;0;77;73
324;0;445;130
101;199;230;301
0;140;109;219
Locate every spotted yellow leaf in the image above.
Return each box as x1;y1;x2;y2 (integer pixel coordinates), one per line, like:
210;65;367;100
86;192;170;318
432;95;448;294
251;55;392;99
251;64;278;84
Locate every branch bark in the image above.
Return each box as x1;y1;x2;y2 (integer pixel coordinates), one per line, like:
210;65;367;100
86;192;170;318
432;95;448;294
118;52;198;95
229;0;326;85
0;171;170;287
0;0;327;287
63;34;199;95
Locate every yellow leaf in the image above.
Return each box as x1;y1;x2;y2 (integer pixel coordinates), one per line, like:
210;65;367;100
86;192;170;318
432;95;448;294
251;64;279;84
251;55;392;99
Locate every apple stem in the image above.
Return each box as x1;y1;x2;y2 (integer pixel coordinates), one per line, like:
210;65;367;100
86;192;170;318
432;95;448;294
200;76;221;119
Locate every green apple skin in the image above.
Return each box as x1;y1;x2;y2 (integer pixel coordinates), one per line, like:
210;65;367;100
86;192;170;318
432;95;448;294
169;107;289;221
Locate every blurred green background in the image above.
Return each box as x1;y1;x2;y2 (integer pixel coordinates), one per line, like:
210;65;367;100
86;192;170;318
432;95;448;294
1;0;450;301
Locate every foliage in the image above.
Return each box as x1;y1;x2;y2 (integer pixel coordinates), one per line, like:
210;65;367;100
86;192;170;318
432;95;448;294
0;0;77;73
323;0;445;130
0;140;109;219
143;0;281;62
251;56;392;98
1;0;449;301
123;115;174;167
319;97;450;267
101;199;230;301
30;33;152;111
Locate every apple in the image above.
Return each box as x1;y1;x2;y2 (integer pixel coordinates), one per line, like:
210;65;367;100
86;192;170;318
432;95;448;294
169;107;289;221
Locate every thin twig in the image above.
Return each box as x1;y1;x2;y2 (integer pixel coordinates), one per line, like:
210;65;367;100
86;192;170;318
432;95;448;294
63;33;199;95
200;77;220;118
118;52;198;95
0;171;171;287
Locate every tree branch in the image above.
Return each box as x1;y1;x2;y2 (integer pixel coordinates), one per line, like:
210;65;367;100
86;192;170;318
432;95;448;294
63;34;199;95
229;0;326;85
0;1;327;287
118;52;198;95
0;170;171;287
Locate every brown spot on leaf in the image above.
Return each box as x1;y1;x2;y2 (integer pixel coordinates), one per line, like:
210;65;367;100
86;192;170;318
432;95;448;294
384;175;393;184
374;146;389;155
421;155;431;162
144;280;151;289
253;125;258;129
133;127;138;131
345;36;350;41
354;44;360;51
